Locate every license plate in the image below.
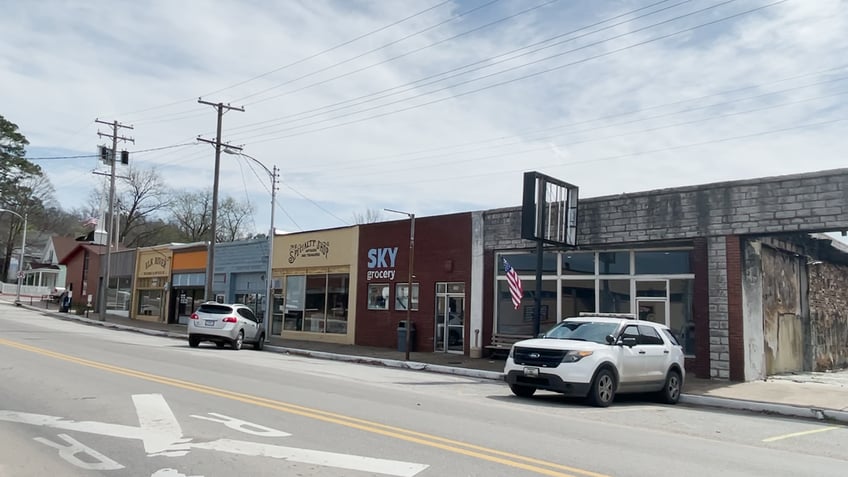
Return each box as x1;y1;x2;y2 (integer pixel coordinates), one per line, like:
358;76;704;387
205;320;215;327
523;367;539;377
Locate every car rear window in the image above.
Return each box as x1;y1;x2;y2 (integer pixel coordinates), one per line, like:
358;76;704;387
662;329;681;346
198;304;233;314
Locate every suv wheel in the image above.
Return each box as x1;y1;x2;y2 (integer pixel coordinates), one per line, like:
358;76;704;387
188;337;199;348
232;331;244;350
588;368;616;407
509;384;536;398
253;333;265;351
658;369;682;404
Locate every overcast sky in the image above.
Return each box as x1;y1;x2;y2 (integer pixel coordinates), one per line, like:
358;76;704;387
2;0;847;237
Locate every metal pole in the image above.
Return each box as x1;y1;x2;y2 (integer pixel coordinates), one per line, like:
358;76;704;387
405;214;415;361
265;165;277;337
14;213;26;305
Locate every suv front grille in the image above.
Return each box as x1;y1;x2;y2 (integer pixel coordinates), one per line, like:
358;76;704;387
513;347;567;367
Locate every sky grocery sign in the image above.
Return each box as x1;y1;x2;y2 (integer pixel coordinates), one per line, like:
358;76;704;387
366;247;398;281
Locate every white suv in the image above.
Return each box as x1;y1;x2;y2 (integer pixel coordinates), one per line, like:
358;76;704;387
188;302;265;351
503;314;685;407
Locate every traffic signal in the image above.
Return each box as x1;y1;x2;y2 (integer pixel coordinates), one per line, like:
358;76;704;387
99;146;113;163
121;150;129;165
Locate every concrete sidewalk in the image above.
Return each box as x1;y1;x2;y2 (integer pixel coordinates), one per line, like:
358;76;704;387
6;297;848;424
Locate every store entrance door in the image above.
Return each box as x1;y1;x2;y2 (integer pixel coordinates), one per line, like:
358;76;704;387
435;282;465;353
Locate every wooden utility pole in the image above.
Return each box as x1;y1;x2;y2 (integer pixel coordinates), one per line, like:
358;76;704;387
95;119;133;319
197;99;244;301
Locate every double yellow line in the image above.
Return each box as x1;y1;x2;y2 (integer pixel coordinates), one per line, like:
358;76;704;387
0;337;608;477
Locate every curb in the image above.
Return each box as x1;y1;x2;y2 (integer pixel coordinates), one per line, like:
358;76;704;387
10;300;848;422
679;394;848;424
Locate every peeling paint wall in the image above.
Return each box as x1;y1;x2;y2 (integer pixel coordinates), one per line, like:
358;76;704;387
741;241;765;381
760;245;804;375
808;262;848;371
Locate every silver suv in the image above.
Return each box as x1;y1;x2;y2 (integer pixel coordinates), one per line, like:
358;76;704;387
188;302;265;350
504;314;685;407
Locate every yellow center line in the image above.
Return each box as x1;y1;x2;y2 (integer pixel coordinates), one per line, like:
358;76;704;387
0;338;609;477
762;426;843;442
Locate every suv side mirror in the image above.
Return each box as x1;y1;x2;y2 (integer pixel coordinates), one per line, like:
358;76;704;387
605;334;615;345
537;332;546;338
621;336;638;347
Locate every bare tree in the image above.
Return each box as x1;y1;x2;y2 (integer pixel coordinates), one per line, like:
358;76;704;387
217;196;255;242
0;175;53;278
352;208;383;224
169;190;212;242
117;167;170;247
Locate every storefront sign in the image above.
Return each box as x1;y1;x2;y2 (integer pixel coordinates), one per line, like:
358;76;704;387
366;247;397;281
289;239;330;264
139;252;171;277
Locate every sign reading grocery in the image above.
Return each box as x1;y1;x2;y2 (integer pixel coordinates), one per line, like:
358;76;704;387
366;247;398;280
288;239;330;264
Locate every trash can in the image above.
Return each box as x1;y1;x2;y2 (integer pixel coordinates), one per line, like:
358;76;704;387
397;321;416;352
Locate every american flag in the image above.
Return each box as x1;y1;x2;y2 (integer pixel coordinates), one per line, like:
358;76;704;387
82;217;98;227
503;257;523;310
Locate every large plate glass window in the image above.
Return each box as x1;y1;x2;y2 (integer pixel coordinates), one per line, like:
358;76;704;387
496;278;557;334
635;250;692;275
367;283;390;310
283;275;305;331
561;252;595;275
599;279;630;313
670;279;695;355
326;274;349;334
561;279;595;317
598;251;630;275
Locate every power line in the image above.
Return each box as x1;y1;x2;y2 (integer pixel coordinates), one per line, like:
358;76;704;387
231;0;504;104
240;0;563;107
111;1;452;122
26;142;198;161
283;183;350;226
239;0;776;144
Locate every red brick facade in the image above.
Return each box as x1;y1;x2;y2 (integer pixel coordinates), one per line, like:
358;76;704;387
691;238;710;378
726;235;745;381
59;243;106;310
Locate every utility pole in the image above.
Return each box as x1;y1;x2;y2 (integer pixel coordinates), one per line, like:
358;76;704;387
197;99;244;302
95;119;133;319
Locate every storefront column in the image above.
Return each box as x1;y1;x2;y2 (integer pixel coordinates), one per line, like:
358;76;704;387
469;212;484;358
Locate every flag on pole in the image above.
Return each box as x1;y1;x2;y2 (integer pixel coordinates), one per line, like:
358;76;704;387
503;257;523;310
82;217;98;227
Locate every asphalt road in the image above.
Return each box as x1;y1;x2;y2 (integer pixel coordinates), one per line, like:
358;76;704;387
1;305;846;477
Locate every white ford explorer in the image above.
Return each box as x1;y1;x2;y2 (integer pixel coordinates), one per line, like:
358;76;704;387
503;314;685;407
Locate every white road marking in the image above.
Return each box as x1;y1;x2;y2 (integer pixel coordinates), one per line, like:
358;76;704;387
133;394;192;456
1;394;429;476
33;433;124;471
191;438;429;477
151;469;203;477
190;412;291;437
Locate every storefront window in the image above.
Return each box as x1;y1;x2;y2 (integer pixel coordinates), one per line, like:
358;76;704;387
670;279;695;355
599;279;630;313
368;284;389;310
106;276;132;314
562;279;595;317
326;274;349;334
395;283;419;311
496;279;557;335
137;290;162;317
303;275;327;332
562;252;594;275
635;250;692;275
599;251;630;275
498;252;557;274
284;275;305;331
635;280;667;298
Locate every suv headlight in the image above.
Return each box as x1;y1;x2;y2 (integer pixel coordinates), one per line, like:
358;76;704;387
562;350;593;363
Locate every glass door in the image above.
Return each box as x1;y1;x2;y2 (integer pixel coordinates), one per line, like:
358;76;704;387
435;282;465;353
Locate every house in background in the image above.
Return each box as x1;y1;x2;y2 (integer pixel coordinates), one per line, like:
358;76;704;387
59;243;108;310
24;235;79;293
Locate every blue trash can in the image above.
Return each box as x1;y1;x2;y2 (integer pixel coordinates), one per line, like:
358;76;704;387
397;322;416;352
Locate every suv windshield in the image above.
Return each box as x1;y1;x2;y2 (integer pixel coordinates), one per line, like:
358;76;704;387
543;321;620;344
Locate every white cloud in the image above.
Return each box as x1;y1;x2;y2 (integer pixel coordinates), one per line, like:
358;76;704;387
2;0;847;235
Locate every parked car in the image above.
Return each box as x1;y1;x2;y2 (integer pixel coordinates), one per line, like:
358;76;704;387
503;314;685;407
188;302;265;350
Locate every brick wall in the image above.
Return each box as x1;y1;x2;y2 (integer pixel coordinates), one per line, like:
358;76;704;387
708;237;730;379
726;236;745;381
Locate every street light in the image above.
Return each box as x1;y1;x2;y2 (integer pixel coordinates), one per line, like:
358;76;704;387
384;208;415;361
0;209;27;306
224;149;278;337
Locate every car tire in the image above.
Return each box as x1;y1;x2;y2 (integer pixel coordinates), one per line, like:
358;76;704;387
658;369;682;404
215;342;226;349
588;368;616;407
188;337;199;348
232;331;244;350
253;333;265;351
509;384;536;398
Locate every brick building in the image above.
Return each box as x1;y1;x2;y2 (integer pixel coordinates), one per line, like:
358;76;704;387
480;168;848;380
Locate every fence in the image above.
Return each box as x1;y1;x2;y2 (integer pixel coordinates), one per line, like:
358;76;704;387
0;281;51;300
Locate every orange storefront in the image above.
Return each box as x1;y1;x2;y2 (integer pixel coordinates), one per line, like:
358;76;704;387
169;243;208;324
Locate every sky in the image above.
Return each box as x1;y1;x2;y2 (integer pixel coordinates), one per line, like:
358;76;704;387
2;0;848;238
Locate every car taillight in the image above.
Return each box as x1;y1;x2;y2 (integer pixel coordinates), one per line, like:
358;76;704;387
190;313;199;320
223;316;238;323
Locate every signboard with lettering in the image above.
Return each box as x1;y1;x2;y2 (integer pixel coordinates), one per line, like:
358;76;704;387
366;247;398;281
138;251;171;278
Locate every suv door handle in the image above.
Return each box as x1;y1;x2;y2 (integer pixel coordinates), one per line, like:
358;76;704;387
663;350;670;354
638;351;646;355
